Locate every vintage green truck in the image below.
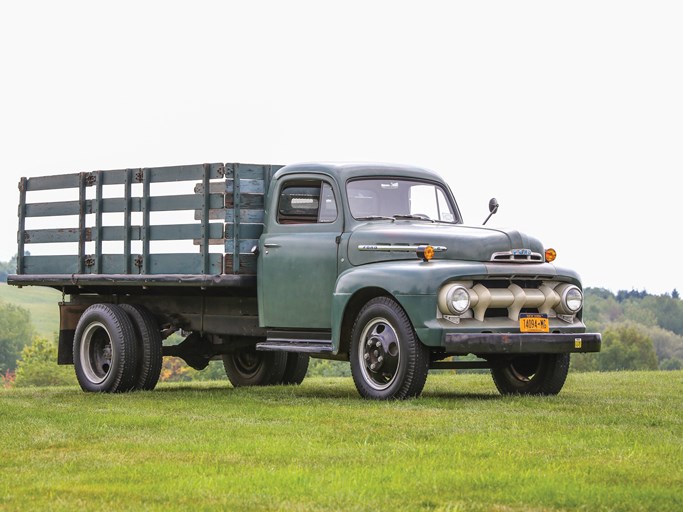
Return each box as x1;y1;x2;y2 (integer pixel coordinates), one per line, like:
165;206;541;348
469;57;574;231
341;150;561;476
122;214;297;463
8;161;601;399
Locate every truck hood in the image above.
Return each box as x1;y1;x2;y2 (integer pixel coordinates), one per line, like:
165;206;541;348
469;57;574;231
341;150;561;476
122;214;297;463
347;222;546;266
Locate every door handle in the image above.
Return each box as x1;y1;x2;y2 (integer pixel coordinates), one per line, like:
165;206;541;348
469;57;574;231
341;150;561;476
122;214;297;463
264;243;281;248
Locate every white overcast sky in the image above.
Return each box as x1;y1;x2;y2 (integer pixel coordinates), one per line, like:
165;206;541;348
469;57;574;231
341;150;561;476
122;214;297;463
1;1;681;295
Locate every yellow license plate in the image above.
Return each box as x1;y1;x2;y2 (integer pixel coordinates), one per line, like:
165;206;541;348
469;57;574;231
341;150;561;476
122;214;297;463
520;314;549;333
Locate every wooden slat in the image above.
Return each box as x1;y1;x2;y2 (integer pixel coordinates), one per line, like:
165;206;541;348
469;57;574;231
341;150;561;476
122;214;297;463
232;164;242;273
224;254;257;275
25;200;84;217
224;163;284;180
150;223;223;241
86;194;224;215
26;164;226;190
225;193;264;209
99;164;225;185
23;195;231;216
192;239;225;246
25;173;81;191
124;169;133;274
226;179;265;194
147;163;224;183
201;163;211;274
23;255;80;274
98;255;141;274
24;228;84;243
225;239;259;254
78;172;86;274
226;223;263;240
23;226;225;244
17;177;27;274
225;209;264;223
194;209;226;221
22;253;224;275
142;169;150;274
100;168;135;186
147;253;223;274
98;197;131;213
193;182;225;195
94;171;104;273
148;194;224;212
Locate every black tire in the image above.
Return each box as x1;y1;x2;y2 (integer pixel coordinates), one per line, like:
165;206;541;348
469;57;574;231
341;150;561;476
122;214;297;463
491;353;570;396
279;353;310;385
349;297;429;399
73;303;138;393
119;304;163;391
222;348;288;387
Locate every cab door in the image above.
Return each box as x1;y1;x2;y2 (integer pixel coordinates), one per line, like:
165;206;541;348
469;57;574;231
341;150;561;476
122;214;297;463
257;175;343;329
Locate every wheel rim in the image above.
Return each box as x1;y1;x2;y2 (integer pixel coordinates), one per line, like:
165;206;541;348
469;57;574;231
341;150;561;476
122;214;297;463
80;321;113;385
232;350;262;377
358;317;401;391
508;355;542;382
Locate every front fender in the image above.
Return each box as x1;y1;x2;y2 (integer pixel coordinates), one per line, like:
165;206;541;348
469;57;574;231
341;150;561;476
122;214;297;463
331;260;489;351
331;260;578;352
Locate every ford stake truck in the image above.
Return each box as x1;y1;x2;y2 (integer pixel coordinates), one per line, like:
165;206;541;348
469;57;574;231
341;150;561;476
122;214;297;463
8;161;601;399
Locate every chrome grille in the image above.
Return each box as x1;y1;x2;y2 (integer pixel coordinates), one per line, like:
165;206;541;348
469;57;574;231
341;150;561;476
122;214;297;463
438;279;580;322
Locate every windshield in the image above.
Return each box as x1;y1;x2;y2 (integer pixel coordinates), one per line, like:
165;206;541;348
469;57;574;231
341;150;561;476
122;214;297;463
347;179;458;223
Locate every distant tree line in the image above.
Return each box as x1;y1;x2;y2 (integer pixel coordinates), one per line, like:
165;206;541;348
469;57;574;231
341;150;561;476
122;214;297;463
0;255;18;282
573;287;683;372
3;278;682;388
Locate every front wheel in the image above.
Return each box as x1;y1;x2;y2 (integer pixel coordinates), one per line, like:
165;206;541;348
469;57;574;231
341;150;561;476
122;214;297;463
490;353;570;395
349;297;429;399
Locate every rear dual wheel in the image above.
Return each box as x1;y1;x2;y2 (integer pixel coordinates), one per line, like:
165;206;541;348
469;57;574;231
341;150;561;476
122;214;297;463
73;303;163;393
119;304;163;391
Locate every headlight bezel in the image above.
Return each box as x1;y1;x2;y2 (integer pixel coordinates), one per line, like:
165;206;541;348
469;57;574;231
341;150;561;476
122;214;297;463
446;285;471;315
557;284;583;314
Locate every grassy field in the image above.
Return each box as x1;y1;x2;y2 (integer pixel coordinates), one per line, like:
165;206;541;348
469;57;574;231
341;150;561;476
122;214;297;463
1;371;682;511
0;283;61;337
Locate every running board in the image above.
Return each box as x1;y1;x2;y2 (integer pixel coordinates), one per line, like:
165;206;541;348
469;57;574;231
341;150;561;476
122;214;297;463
256;330;334;354
256;342;333;354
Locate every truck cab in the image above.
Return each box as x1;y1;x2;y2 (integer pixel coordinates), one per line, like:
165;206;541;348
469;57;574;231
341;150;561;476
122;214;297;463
254;162;600;398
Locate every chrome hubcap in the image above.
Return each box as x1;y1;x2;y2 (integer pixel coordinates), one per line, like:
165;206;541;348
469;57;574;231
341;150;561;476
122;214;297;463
80;322;113;385
359;317;401;391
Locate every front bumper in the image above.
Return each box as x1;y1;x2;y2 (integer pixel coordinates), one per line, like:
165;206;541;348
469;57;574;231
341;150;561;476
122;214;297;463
444;332;602;355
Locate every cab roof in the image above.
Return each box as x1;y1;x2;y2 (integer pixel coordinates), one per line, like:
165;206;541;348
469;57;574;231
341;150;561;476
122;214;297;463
274;161;445;184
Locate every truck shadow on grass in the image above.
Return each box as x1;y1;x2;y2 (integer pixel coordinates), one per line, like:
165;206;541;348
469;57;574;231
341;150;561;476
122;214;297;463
152;381;502;401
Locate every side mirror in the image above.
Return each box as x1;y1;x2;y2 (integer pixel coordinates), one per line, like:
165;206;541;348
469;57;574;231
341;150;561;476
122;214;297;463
483;198;499;225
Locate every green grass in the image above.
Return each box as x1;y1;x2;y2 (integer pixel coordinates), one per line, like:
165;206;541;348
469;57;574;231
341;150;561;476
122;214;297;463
0;283;61;337
1;371;682;511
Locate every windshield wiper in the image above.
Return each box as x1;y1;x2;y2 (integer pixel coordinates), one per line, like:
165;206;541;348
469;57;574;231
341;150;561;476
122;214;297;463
357;216;395;221
392;214;435;222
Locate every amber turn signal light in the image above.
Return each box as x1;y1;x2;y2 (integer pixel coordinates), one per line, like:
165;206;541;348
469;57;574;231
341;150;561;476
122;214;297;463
545;248;557;262
417;245;435;262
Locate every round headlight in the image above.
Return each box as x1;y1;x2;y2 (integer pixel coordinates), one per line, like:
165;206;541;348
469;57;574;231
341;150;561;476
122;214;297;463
448;286;471;314
562;286;583;313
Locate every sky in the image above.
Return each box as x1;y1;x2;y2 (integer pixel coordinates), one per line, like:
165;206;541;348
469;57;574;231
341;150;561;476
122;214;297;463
1;1;681;295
